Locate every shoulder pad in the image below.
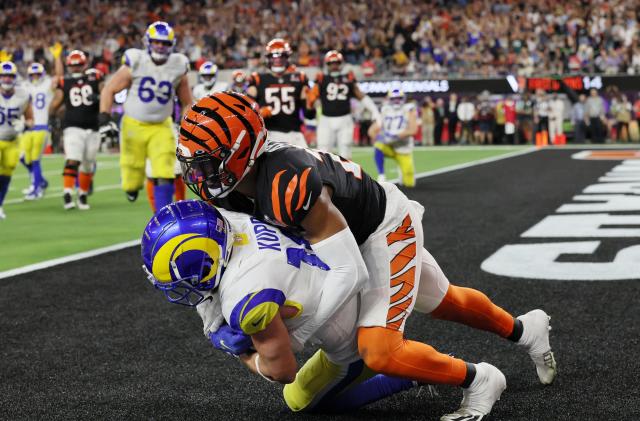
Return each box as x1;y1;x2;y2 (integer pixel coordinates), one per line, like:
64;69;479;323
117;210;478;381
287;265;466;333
229;288;286;335
122;48;141;68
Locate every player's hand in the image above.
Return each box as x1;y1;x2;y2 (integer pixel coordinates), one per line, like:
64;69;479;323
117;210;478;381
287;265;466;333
208;323;254;357
0;50;12;62
49;42;63;59
98;112;119;144
259;106;273;118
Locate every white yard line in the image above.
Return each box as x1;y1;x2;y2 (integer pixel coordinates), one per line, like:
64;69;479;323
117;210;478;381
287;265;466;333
0;240;140;280
1;147;538;278
4;184;121;205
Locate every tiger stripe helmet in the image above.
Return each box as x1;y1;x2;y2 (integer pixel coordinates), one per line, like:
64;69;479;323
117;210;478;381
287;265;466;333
65;50;87;67
265;38;292;74
177;91;268;199
324;50;343;65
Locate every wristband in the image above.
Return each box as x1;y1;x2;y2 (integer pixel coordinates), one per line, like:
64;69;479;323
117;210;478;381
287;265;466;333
254;354;275;383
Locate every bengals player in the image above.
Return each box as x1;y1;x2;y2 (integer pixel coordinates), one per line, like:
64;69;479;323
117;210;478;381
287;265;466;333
309;50;379;159
246;38;314;148
176;92;557;420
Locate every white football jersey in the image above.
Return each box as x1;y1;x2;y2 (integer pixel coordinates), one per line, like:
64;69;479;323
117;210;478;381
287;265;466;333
25;76;54;128
218;209;359;363
122;48;189;123
0;87;30;140
192;81;228;100
379;102;416;153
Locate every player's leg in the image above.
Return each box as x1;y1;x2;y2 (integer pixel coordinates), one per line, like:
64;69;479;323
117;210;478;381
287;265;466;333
147;118;177;211
315;116;335;153
29;130;49;196
144;159;156;212
62;127;85;210
336;115;354;159
0;139;20;219
394;152;415;188
76;129;100;210
373;142;394;182
18;132;34;195
283;350;415;413
119;115;148;202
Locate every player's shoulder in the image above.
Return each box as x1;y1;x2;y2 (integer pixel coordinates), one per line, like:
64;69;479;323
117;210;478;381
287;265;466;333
14;86;30;102
403;102;417;112
123;48;144;67
168;52;190;70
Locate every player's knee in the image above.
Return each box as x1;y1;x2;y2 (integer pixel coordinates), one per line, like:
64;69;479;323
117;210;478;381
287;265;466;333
153;177;174;186
65;160;80;170
357;327;399;374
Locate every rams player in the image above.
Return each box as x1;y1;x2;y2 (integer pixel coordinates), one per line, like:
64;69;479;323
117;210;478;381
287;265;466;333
368;89;417;187
99;21;192;211
309;50;379;159
0;61;33;219
176;92;557;420
192;61;227;100
142;200;422;412
20;58;59;200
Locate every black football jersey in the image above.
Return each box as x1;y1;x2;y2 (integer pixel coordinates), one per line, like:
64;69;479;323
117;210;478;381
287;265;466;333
249;69;309;133
316;71;357;117
59;73;101;130
222;142;387;245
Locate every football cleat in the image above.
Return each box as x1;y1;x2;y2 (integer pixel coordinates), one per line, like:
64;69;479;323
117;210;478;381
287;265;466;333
77;193;90;210
377;174;386;183
517;309;557;385
0;207;5;220
125;190;138;202
440;363;506;421
22;185;34;195
63;191;75;210
24;187;44;201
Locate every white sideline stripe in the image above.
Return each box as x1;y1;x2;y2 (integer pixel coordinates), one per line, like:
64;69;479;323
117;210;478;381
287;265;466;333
1;147;537;278
0;240;141;280
4;184;121;205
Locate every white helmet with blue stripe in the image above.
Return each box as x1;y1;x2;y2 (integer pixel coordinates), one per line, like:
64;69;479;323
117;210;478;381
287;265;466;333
144;21;176;63
198;61;218;88
28;62;46;81
0;61;18;91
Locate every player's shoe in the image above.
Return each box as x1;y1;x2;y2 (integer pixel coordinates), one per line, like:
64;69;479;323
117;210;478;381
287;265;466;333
77;193;90;210
24;187;44;201
63;192;76;210
517;309;557;385
41;179;49;190
440;363;506;421
22;186;34;195
377;174;386;182
0;207;5;220
126;190;138;202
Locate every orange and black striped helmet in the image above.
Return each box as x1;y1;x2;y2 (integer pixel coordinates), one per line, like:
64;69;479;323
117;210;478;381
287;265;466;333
265;38;292;74
177;91;268;199
324;50;343;65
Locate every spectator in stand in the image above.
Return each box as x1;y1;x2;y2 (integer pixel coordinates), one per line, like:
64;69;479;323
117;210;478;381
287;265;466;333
420;97;435;146
585;88;606;143
456;96;475;145
447;93;458;144
571;94;588;144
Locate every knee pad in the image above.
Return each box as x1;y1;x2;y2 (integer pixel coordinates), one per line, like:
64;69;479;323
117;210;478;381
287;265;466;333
63;160;80;177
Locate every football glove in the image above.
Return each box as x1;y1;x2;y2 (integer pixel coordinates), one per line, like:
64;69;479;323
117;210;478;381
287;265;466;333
98;112;119;144
208;323;254;357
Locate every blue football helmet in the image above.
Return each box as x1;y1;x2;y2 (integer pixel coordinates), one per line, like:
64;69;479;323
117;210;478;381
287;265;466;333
141;200;232;306
144;21;176;62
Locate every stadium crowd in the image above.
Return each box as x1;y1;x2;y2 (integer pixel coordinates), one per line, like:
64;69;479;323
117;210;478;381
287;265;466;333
1;0;640;77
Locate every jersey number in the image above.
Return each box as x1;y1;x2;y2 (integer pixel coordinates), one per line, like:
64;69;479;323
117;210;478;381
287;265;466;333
69;85;94;107
265;86;296;115
34;93;46;110
304;148;362;179
383;115;405;132
138;77;172;105
0;106;19;126
283;231;330;271
325;83;349;101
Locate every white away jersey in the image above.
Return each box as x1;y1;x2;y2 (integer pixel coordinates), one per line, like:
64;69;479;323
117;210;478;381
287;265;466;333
25;76;53;128
218;209;359;362
192;81;228;100
0;87;30;140
122;48;189;123
379;102;416;152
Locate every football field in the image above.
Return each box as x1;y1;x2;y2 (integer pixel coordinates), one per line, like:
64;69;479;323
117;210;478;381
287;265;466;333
0;146;526;272
1;146;639;420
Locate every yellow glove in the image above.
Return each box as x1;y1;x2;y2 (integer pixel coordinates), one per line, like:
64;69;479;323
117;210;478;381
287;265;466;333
49;42;63;59
0;50;12;62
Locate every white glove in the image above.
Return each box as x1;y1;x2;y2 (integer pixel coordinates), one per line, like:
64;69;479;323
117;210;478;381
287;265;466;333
196;291;224;337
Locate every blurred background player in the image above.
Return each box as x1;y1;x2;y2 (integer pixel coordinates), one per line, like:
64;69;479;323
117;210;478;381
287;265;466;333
309;50;379;159
20;52;60;200
247;38;315;147
50;50;103;210
99;21;192;212
368;89;417;187
0;61;33;219
192;61;227;100
229;70;248;94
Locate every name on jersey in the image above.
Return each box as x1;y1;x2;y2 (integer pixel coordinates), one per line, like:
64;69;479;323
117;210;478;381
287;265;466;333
251;217;282;251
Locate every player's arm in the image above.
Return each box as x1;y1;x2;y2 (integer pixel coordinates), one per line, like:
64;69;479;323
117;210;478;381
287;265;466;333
49;83;64;115
368;119;381;140
239;312;297;384
299;72;316;119
397;107;418;138
99;65;132;114
176;74;193;116
23;101;34;129
51;42;64;80
353;81;380;121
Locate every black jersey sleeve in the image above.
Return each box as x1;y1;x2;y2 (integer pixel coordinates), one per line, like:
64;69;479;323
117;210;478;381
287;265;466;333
259;148;323;227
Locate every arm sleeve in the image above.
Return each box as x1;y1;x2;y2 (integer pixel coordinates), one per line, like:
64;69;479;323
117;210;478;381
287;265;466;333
289;227;368;347
229;288;286;335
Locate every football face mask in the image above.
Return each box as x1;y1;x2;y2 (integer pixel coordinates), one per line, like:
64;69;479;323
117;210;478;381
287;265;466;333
179;150;236;200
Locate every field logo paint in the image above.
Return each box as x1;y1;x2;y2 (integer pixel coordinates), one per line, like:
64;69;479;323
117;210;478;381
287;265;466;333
482;157;640;281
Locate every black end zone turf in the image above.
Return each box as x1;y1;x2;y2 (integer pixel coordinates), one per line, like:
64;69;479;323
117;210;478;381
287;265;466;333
1;149;639;420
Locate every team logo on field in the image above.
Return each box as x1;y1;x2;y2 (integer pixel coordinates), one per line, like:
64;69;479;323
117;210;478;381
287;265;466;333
482;153;640;281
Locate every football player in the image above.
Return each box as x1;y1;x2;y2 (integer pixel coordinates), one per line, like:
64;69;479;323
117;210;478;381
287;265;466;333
20;57;59;200
368;89;417;187
176;92;557;419
50;50;103;210
192;61;227;100
99;21;192;211
0;61;33;219
229;70;248;94
246;38;314;147
309;50;380;159
142;200;422;412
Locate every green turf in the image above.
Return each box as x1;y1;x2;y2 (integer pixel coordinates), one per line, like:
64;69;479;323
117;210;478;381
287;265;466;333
0;146;528;271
